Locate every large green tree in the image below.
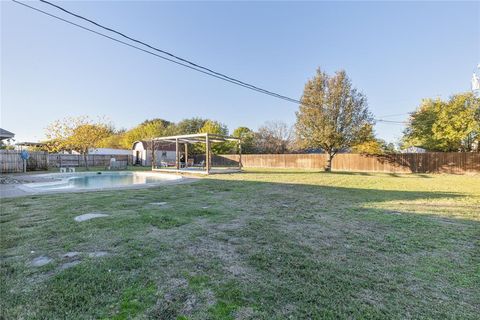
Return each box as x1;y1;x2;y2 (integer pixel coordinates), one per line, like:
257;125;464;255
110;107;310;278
120;118;175;149
295;68;374;170
198;120;230;154
403;93;480;152
175;117;208;135
232;127;255;154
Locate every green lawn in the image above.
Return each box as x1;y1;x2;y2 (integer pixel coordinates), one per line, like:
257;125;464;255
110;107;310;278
1;169;479;319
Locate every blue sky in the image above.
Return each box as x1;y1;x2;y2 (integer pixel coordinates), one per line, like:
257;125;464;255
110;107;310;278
1;1;479;144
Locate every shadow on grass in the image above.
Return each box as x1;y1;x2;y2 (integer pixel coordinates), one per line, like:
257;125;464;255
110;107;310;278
198;178;462;202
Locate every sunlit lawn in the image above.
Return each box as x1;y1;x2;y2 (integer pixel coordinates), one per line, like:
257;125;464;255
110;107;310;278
1;169;479;319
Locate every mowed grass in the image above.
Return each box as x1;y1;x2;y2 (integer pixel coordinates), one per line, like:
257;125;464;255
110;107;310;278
1;169;479;319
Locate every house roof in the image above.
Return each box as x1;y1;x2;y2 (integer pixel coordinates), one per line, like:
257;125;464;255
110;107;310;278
0;128;15;140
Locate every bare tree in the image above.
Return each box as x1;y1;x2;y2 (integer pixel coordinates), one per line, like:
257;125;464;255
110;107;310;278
255;121;293;154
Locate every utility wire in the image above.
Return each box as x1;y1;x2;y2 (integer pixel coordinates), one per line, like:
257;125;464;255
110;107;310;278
38;0;301;104
11;0;301;105
376;119;408;124
12;0;411;126
376;112;412;118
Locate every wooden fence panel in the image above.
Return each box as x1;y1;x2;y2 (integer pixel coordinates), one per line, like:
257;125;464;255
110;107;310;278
0;150;49;173
216;153;479;174
48;154;133;168
2;151;478;174
0;150;23;173
1;152;133;173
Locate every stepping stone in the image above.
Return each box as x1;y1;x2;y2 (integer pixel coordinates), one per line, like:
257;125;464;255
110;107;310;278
387;211;402;215
59;260;81;271
74;212;109;222
62;252;80;259
31;256;52;267
88;251;108;258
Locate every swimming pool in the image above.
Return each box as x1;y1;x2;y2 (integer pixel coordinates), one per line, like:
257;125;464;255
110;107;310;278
21;171;183;192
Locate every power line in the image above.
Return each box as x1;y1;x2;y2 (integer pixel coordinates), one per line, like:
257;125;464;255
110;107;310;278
376;112;412;118
376;119;408;124
12;0;411;126
11;0;301;105
37;0;301;104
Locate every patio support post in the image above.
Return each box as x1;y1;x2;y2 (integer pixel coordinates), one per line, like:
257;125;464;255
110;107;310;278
151;140;155;170
175;138;180;170
205;133;210;174
184;143;188;168
238;141;242;170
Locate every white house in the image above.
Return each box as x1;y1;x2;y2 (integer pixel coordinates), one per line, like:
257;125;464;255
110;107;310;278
0;128;15;141
89;148;131;155
132;140;176;166
401;146;427;153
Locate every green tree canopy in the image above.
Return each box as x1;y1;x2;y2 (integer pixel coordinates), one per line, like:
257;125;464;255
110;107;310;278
295;68;374;170
350;124;386;154
198;120;230;154
198;120;228;136
120;118;175;149
403;93;480;152
175;117;208;135
232;127;255;154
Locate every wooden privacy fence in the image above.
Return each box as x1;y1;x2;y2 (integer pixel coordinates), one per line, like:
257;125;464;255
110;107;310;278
48;154;132;168
213;153;480;174
0;150;49;173
0;151;133;173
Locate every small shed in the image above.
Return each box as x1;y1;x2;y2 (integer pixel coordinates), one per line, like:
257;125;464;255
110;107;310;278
132;140;176;166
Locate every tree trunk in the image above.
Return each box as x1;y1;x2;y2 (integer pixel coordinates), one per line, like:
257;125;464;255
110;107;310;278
325;152;334;172
84;152;89;171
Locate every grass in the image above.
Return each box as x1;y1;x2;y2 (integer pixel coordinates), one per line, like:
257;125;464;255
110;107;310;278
1;169;479;319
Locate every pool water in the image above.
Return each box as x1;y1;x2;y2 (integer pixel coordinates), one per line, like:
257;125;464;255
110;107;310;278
24;172;181;191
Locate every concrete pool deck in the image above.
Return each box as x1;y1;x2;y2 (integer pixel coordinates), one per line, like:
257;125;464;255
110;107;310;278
0;171;198;198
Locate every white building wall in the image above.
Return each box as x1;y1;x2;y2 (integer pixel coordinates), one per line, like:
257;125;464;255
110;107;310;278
89;148;131;155
132;142;176;166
